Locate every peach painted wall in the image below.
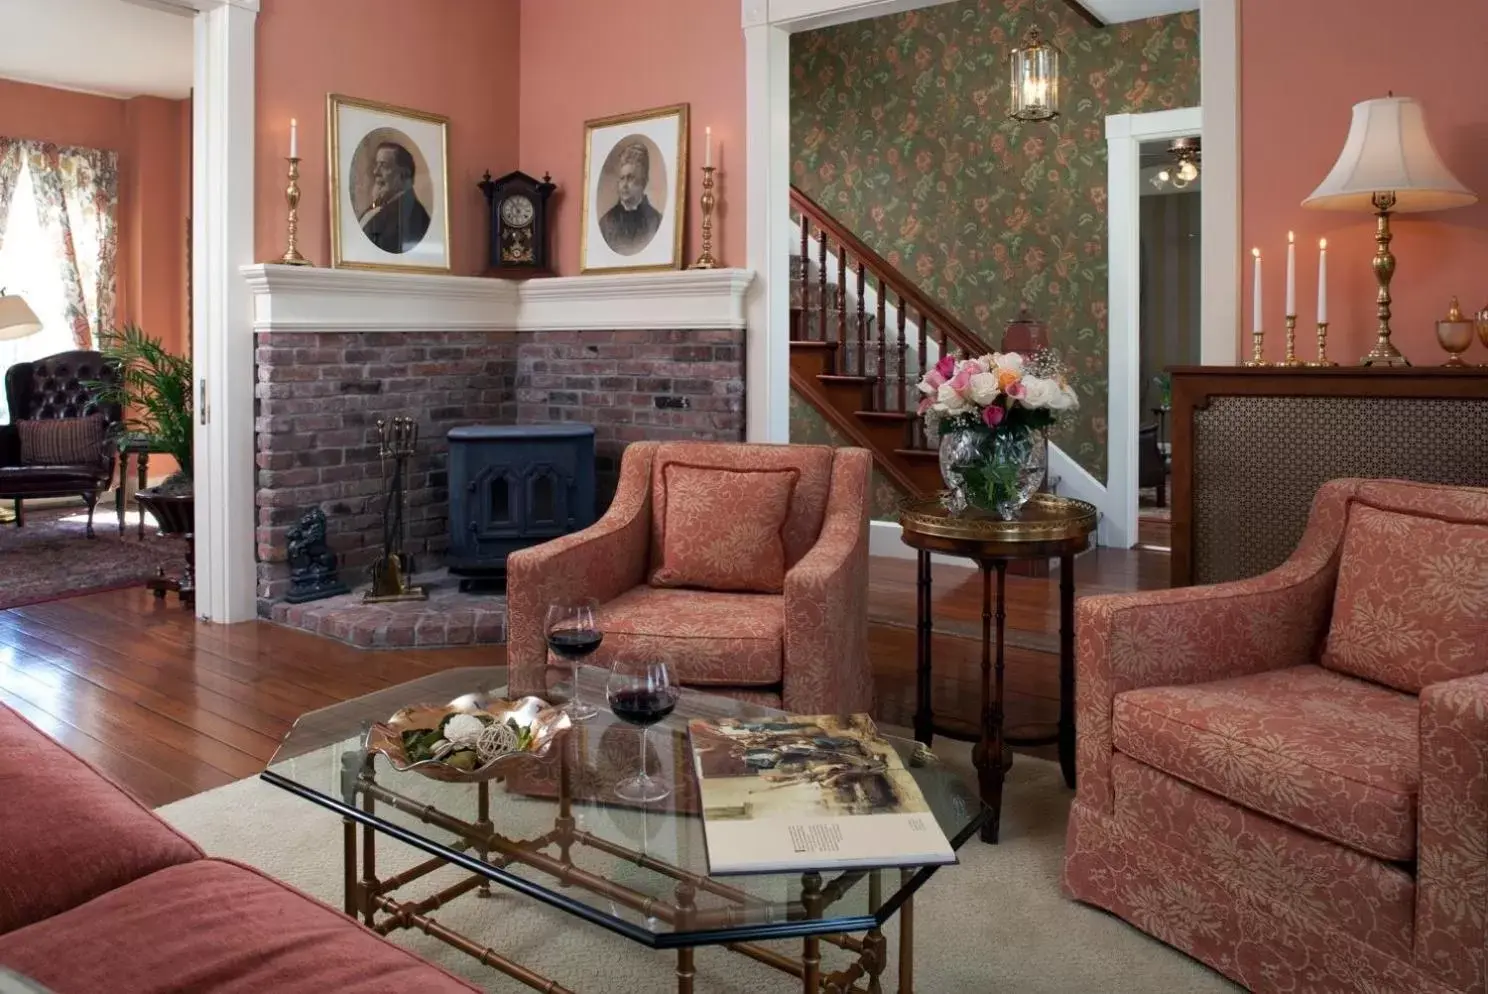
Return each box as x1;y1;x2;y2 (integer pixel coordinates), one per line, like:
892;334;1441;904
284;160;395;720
0;78;189;359
254;0;522;276
1241;0;1488;364
518;0;745;276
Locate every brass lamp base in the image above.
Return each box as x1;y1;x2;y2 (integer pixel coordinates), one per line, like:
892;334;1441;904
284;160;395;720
1362;196;1410;367
1360;337;1411;367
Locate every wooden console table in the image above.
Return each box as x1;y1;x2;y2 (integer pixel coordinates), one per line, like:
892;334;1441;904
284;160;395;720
1169;367;1488;587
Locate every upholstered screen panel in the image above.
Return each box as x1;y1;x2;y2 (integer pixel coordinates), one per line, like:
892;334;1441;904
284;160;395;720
1192;396;1488;585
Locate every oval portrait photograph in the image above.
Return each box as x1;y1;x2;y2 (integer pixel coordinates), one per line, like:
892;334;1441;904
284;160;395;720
595;133;668;257
348;127;435;255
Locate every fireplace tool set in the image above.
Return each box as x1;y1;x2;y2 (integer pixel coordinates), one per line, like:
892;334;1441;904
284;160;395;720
365;416;428;603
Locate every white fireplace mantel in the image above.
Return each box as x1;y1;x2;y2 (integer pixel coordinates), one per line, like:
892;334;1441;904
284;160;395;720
242;264;755;334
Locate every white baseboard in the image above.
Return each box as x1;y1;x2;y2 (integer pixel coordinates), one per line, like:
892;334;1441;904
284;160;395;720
1048;444;1117;546
869;519;967;567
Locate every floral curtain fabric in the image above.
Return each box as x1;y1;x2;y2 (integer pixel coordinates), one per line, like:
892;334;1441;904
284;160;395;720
0;139;22;253
22;142;119;350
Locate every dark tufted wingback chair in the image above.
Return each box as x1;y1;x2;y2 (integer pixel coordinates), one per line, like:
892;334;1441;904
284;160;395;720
0;350;123;537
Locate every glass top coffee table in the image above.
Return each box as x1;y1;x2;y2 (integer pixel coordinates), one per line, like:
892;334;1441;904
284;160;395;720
262;665;985;993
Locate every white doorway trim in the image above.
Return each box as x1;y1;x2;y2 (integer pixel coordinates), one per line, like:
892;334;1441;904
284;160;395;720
745;0;1241;548
1106;106;1202;550
185;0;258;622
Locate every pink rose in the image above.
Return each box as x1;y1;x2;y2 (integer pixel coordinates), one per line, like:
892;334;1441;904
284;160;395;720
921;367;947;392
982;405;1005;428
917;396;933;415
1006;381;1026;399
948;366;974;394
935;354;956;379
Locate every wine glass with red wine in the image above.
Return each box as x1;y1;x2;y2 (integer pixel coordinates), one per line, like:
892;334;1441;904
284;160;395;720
545;598;601;721
606;656;679;804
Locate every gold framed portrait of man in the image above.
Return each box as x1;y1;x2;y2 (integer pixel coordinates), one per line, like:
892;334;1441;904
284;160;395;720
328;94;451;273
579;103;688;275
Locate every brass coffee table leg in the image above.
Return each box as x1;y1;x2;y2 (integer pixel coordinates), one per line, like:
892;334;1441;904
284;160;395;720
675;882;697;994
899;869;915;993
802;872;824;992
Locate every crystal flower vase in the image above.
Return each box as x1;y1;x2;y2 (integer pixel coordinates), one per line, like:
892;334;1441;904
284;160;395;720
939;425;1048;519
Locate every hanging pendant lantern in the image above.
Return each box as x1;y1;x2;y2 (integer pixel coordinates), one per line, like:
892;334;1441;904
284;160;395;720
1009;27;1061;123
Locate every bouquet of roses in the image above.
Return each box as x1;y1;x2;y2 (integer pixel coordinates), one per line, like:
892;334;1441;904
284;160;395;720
916;350;1078;516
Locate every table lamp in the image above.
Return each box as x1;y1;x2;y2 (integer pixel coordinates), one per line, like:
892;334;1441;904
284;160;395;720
0;291;42;340
1302;96;1476;366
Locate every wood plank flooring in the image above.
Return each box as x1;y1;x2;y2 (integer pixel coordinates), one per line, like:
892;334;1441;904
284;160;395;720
0;548;1166;807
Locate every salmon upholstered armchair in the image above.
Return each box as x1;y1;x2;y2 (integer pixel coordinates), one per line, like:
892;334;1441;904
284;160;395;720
507;441;874;715
1063;479;1488;994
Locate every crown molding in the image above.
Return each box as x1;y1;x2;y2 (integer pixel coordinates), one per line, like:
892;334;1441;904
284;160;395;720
242;265;754;334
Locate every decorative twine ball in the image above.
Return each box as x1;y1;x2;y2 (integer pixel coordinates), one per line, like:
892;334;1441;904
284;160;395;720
476;721;521;763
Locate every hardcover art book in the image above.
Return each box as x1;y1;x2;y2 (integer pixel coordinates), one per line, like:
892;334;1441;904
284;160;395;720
687;714;955;874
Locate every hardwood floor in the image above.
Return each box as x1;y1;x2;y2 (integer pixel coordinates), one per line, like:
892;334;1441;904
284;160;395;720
0;547;1167;808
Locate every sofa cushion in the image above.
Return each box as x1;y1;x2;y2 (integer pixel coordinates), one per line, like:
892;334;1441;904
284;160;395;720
598;585;783;686
17;415;104;466
650;462;798;593
1322;502;1488;694
650;442;834;572
0;859;480;993
1112;665;1419;861
0;705;201;935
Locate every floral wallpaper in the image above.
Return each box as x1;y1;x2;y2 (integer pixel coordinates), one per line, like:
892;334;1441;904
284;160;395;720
790;392;910;522
790;0;1200;479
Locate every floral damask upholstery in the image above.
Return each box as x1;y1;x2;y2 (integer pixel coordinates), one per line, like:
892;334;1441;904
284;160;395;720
649;463;799;593
507;441;873;715
1064;479;1488;994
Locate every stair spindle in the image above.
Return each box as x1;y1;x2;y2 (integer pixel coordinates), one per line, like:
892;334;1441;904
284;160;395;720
837;245;848;358
856;260;866;378
896;294;908;415
876;277;887;410
818;228;829;353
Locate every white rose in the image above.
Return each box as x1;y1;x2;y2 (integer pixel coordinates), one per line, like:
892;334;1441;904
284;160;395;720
967;371;1001;406
936;381;970;414
993;352;1024;375
1020;376;1059;409
1056;383;1080;410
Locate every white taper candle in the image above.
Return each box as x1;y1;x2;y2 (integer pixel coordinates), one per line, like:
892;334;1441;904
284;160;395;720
1252;248;1262;333
1286;231;1296;316
290;118;298;159
1317;238;1328;324
705;126;712;168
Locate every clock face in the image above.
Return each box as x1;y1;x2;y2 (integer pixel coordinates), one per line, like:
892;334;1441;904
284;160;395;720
500;195;535;228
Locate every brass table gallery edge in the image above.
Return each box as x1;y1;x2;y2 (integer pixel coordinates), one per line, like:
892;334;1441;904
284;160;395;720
898;493;1098;843
261;666;985;993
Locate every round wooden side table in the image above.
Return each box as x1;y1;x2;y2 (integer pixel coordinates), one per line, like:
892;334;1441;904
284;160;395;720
898;493;1098;843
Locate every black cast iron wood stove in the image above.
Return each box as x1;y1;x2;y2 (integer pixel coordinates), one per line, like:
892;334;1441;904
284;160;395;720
446;424;596;592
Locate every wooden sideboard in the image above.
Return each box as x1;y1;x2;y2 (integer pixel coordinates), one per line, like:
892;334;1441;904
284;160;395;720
1169;367;1488;587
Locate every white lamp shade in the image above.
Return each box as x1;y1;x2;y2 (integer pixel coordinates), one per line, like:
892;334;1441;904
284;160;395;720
1304;97;1476;213
0;293;43;340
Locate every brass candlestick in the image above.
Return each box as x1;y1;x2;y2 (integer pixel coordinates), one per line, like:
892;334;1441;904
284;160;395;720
690;165;718;270
279;156;312;266
1244;327;1268;367
1280;315;1305;367
1308;322;1338;367
1361;193;1408;366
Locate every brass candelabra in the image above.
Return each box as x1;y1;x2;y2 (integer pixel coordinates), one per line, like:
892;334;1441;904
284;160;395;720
690;165;718;270
365;416;426;603
1308;322;1338;367
1280;315;1305;367
280;156;312;266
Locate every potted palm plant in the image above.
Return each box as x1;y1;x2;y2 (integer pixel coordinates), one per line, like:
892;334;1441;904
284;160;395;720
93;325;194;536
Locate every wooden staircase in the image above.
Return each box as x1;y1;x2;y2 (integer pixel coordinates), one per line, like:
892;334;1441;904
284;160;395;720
789;186;999;500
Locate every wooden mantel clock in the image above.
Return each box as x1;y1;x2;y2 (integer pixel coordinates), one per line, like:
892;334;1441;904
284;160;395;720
479;170;556;278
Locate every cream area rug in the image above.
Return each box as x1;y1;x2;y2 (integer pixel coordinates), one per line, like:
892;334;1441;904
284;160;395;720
158;745;1239;994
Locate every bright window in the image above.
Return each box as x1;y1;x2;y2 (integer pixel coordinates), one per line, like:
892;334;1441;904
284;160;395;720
0;159;99;422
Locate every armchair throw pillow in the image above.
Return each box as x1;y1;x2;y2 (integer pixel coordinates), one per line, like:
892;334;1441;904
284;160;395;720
1322;502;1488;693
17;416;106;467
650;463;799;594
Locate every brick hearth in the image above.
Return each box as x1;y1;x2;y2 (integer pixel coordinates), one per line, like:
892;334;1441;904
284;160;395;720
255;326;746;618
269;570;505;649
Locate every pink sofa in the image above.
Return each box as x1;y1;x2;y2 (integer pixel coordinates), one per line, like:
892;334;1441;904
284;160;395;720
507;441;874;715
0;703;479;993
1063;479;1488;993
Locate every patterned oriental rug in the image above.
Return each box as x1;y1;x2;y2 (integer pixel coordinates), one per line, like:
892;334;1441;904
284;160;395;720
0;506;187;610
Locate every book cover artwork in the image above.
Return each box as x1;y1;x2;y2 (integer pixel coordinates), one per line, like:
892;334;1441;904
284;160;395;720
688;714;955;874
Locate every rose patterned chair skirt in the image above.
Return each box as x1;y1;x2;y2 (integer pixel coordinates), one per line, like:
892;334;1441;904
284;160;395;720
1063;479;1488;994
506;441;874;715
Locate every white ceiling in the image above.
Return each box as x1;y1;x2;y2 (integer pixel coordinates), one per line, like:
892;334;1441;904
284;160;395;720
0;0;193;100
1080;0;1198;24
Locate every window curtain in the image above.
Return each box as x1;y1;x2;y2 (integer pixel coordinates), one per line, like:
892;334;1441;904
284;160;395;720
0;139;21;251
24;142;119;350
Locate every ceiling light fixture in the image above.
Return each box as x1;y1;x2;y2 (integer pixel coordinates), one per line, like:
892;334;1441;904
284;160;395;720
1009;28;1061;123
